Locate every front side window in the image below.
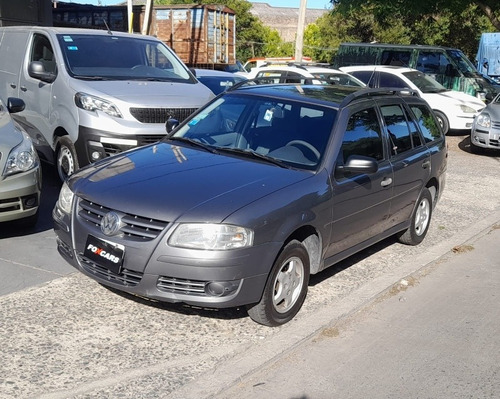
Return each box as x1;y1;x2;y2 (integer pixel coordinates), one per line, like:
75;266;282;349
340;107;384;163
57;34;192;82
379;73;407;88
30;34;56;74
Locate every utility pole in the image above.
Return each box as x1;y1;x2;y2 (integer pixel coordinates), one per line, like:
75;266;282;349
294;0;307;61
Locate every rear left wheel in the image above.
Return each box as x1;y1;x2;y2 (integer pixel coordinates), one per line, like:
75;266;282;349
247;240;310;327
398;187;432;246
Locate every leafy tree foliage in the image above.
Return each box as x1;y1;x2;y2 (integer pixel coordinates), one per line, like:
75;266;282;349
330;0;496;59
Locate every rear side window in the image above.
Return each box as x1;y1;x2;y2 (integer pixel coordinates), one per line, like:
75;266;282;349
381;105;414;155
381;50;411;67
340;107;384;162
410;104;443;143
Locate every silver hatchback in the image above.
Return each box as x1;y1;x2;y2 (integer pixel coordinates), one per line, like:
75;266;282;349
470;93;500;153
0;98;41;226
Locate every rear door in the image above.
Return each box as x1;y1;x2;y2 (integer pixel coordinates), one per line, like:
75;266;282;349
377;98;431;228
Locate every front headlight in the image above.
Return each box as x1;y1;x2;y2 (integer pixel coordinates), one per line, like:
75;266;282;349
168;224;254;250
57;182;74;214
459;104;477;114
3;132;38;177
75;92;122;118
476;113;491;128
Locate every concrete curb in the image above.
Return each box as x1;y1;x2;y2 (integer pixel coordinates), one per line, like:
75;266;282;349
169;207;500;399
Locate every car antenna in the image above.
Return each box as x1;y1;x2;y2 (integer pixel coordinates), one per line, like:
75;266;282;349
102;18;113;35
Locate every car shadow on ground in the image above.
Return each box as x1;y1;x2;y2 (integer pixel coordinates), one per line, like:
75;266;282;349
0;163;61;239
457;134;500;157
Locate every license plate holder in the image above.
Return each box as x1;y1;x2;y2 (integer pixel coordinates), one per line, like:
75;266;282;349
84;235;124;275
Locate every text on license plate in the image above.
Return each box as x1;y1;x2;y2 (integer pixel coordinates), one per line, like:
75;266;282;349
84;235;124;274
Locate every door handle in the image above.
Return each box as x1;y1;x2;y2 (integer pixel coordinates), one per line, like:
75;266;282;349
422;160;431;169
20;86;27;92
381;177;392;187
10;83;16;89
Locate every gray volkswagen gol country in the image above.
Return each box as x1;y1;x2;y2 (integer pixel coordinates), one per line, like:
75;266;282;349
53;85;447;326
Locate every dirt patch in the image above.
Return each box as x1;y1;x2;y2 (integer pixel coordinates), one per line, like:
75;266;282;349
451;244;474;254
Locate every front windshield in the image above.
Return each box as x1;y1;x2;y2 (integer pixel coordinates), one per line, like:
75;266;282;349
446;49;478;77
169;94;337;170
402;71;447;93
57;34;193;82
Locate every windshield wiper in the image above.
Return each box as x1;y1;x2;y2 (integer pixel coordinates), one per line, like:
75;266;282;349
216;147;289;168
74;75;113;81
167;137;219;154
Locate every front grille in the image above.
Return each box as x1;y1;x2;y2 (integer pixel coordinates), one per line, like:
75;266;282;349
157;276;207;296
130;108;198;124
492;121;500;129
101;135;165;157
78;254;143;286
78;198;168;240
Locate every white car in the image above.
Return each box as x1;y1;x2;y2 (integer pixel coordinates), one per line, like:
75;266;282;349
341;65;485;133
248;64;365;87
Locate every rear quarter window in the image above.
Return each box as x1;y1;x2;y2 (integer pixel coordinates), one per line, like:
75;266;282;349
409;104;443;143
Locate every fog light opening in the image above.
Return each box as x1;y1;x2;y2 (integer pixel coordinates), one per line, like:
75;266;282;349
91;151;103;161
205;281;239;297
22;194;38;209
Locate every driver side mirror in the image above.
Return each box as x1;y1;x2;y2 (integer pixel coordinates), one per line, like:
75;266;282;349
165;117;179;133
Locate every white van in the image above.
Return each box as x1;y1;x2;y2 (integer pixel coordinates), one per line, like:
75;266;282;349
0;27;214;180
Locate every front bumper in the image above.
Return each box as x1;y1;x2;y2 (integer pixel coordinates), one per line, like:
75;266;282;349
470;126;500;150
53;201;280;309
0;166;41;223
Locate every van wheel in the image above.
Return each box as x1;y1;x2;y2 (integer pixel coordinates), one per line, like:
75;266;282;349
247;240;310;327
398;188;432;246
434;111;449;134
56;137;79;181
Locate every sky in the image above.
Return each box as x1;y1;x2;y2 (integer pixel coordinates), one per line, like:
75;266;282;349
65;0;333;10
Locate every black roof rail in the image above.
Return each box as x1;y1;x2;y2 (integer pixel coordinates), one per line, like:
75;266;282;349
339;87;420;107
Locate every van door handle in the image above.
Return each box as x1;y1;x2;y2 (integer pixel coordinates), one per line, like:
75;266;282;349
20;86;27;92
381;177;392;187
10;83;16;89
422;160;431;169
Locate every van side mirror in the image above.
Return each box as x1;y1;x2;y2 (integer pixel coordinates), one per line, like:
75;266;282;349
28;61;56;84
7;98;25;114
165;117;179;133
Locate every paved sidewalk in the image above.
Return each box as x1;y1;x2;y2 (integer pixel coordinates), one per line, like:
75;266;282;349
172;215;500;399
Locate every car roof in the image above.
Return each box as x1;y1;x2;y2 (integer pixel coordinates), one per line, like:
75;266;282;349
227;84;423;109
194;69;245;78
341;65;417;74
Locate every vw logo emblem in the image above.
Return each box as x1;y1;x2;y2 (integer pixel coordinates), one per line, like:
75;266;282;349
101;211;122;236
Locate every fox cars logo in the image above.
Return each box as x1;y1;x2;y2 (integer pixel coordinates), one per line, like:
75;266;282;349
86;244;121;264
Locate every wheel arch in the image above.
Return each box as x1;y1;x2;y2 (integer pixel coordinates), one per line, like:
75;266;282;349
281;225;323;275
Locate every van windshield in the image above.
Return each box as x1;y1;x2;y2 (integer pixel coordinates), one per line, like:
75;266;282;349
56;34;194;82
402;71;448;94
446;49;479;78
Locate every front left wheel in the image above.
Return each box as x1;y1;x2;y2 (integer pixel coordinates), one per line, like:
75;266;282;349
56;136;79;182
247;240;310;327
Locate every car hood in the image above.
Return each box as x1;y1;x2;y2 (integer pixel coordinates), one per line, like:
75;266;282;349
71;80;214;108
482;102;500;120
421;90;485;111
70;142;313;223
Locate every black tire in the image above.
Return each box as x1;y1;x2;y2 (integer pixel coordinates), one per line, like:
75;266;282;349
56;136;79;182
398;187;433;246
247;240;310;327
433;111;449;135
